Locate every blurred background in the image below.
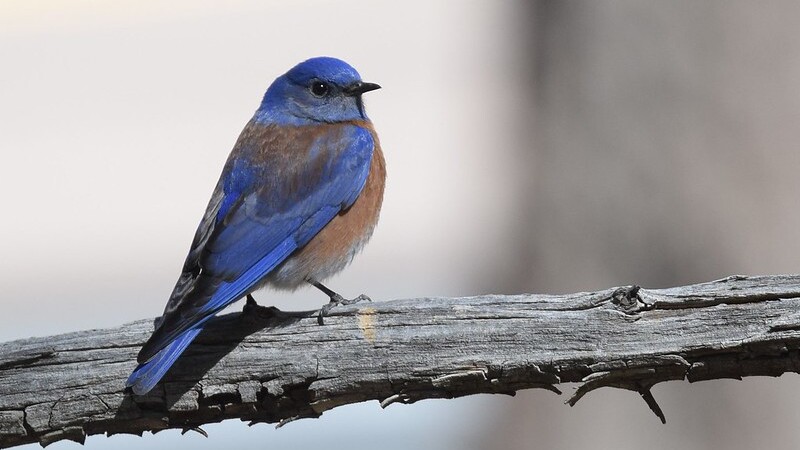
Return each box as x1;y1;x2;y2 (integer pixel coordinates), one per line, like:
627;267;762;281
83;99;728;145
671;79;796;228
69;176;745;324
2;1;800;449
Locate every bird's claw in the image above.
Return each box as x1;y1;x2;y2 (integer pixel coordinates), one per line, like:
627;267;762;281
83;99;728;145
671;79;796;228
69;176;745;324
340;293;371;305
317;294;371;325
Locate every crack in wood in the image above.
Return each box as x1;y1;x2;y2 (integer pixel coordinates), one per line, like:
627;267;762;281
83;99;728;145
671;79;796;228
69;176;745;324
0;351;55;371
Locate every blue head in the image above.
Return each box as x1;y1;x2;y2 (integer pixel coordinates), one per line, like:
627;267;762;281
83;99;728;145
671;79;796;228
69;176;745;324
256;57;380;125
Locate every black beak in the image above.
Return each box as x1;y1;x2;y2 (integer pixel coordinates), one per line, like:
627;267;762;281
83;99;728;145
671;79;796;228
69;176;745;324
344;81;381;96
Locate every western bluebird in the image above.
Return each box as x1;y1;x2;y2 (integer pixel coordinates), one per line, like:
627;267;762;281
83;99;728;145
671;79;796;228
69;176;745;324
126;57;385;395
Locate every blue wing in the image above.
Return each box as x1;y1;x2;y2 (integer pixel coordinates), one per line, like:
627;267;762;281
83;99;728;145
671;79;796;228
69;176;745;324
127;122;374;394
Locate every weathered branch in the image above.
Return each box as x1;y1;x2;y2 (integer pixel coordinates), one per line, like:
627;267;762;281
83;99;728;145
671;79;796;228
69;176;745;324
3;274;800;448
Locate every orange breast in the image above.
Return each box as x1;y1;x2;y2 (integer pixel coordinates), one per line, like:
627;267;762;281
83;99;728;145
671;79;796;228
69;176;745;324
266;121;386;289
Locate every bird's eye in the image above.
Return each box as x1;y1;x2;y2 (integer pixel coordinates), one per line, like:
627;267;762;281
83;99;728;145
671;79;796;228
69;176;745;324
310;81;329;97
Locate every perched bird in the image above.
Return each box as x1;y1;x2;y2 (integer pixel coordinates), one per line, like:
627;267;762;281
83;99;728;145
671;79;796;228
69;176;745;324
126;57;385;395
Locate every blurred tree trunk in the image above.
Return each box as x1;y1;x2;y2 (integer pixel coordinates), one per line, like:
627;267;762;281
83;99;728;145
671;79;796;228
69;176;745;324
487;1;800;449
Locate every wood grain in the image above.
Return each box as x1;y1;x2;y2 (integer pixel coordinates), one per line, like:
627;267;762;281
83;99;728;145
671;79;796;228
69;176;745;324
2;274;800;448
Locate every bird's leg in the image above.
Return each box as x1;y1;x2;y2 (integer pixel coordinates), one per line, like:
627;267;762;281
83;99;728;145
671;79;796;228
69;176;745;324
309;280;372;305
307;278;371;325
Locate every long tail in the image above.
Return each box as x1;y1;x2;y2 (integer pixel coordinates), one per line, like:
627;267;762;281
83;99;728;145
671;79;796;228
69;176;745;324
125;327;203;395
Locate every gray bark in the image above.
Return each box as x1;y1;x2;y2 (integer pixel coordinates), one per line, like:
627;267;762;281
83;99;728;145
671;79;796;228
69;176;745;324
2;274;800;448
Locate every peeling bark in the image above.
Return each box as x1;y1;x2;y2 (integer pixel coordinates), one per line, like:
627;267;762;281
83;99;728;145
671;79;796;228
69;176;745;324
2;275;800;448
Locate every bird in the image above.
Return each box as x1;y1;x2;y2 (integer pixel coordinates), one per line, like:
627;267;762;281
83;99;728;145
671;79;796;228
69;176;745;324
126;57;385;395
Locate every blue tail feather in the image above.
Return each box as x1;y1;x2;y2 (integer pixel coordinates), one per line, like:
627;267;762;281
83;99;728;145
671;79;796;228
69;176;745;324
126;327;202;395
129;237;299;394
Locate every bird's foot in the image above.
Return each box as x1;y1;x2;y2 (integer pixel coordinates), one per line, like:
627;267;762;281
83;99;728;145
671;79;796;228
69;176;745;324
317;293;371;325
333;292;372;306
243;294;281;323
306;279;371;325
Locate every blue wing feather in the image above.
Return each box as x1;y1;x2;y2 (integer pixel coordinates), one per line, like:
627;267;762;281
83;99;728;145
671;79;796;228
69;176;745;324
200;235;298;314
127;123;374;393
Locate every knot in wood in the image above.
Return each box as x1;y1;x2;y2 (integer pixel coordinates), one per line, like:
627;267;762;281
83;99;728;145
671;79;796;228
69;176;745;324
610;286;644;314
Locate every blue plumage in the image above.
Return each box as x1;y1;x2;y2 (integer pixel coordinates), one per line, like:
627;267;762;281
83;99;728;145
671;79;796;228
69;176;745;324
126;328;202;395
126;57;384;395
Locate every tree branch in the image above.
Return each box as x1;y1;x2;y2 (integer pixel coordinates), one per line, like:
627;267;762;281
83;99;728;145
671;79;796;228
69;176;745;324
3;274;800;448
